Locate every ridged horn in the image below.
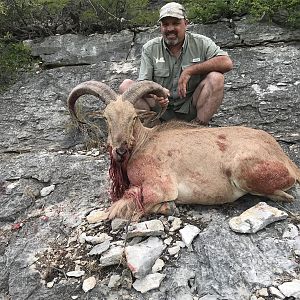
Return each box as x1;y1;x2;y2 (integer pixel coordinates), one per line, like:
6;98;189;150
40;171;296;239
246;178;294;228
67;80;118;121
121;80;169;120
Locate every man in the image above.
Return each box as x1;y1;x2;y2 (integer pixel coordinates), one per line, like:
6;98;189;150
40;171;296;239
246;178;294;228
119;2;233;125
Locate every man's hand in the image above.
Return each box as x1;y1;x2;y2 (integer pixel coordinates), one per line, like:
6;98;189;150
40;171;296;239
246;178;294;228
178;69;191;98
144;90;170;108
155;95;169;107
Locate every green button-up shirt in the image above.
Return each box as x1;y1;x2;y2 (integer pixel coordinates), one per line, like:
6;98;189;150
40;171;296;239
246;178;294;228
138;31;228;115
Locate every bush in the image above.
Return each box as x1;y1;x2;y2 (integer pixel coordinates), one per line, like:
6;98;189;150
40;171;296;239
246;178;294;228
0;39;33;91
183;0;300;28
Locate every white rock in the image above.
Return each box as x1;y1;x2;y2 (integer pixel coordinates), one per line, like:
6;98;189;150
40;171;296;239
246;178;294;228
164;237;173;245
82;276;96;292
71;296;79;300
229;202;288;233
66;270;85;277
40;184;55;197
179;224;200;247
278;279;300;297
108;274;121;288
86;209;108;223
100;246;124;266
88;240;110;256
133;273;166;293
85;233;113;245
282;223;299;239
168;245;181;256
6;181;19;194
125;237;166;278
127;220;165;238
269;286;285;299
111;218;128;232
175;241;186;248
257;287;268;297
152;258;165;273
46;281;55;288
169;217;182;232
78;232;87;244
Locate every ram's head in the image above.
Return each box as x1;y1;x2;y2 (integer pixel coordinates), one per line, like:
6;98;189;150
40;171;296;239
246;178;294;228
67;80;168;162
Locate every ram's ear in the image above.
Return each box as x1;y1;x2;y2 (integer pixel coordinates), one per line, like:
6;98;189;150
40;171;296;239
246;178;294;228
135;109;161;127
135;109;157;119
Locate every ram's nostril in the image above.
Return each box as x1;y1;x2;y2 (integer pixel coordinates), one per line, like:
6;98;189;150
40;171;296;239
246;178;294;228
116;148;127;156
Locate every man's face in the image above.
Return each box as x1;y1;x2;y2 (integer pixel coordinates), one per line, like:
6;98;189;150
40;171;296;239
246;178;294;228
160;17;187;46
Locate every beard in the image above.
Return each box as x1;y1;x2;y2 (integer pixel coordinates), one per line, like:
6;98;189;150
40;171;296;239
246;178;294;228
163;33;179;46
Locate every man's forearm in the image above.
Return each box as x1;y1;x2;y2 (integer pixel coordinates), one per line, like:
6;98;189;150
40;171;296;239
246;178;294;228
184;56;233;76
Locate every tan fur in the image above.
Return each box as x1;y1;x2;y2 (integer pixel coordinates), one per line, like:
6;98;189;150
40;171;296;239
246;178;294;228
106;118;300;220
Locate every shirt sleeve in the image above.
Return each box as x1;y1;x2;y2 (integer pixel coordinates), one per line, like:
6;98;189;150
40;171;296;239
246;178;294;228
203;36;228;60
138;47;154;81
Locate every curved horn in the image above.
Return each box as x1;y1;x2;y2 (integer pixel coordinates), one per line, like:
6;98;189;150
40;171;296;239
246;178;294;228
67;80;118;121
121;80;169;121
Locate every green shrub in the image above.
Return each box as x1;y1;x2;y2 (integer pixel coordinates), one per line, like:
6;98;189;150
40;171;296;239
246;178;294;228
0;40;33;91
183;0;299;28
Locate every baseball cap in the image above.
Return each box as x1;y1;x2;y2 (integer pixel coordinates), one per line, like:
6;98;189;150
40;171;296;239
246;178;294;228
158;2;187;21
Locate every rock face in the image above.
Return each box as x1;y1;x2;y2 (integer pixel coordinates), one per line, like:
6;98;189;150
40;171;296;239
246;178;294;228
0;17;300;300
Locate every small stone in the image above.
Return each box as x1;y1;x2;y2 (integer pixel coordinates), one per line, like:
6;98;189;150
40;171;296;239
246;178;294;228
169;217;182;232
257;287;268;297
66;270;85;277
127;220;165;238
133;273;166;293
111;218;128;232
46;281;55;288
125;237;166;278
152;258;165;273
108;274;121;288
79;232;86;244
40;184;55;197
164;237;173;245
86;209;108;223
71;296;79;300
168;245;181;256
229;202;288;233
88;240;110;256
100;246;124;266
175;241;186;248
85;233;113;245
179;224;200;247
82;276;96;292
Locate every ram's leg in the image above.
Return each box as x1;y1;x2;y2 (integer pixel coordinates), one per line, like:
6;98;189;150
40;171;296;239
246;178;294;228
107;181;178;220
266;190;294;202
149;201;178;216
235;159;296;202
141;182;178;216
106;186;144;220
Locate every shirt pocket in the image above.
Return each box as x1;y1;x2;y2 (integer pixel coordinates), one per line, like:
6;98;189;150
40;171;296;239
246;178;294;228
153;67;170;84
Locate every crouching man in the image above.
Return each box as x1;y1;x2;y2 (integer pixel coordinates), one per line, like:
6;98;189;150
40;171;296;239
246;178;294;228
119;2;233;126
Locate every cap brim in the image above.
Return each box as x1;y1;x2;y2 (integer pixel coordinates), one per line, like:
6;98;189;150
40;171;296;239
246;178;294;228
158;13;185;21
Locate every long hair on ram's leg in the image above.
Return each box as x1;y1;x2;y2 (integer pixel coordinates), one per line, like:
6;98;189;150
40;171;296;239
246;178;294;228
108;147;130;202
